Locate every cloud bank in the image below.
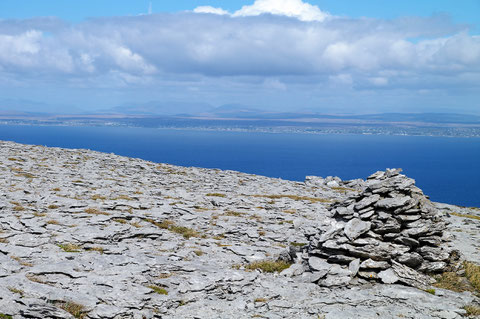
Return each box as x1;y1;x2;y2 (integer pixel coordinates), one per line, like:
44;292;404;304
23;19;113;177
0;0;479;113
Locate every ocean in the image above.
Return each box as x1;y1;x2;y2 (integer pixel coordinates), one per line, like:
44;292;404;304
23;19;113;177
1;124;479;207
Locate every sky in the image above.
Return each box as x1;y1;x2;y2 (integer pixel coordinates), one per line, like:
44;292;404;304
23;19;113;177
0;0;479;115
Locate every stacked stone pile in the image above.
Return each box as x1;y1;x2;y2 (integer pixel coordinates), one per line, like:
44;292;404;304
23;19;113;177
304;168;457;289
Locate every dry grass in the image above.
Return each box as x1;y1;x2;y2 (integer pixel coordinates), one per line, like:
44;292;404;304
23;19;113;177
193;250;204;256
206;193;226;197
464;305;480;316
254;298;269;303
434;261;480;295
91;194;106;200
114;195;134;201
85;208;110;216
223;211;245;217
33;212;47;217
13;205;25;211
58;243;81;252
250;194;330;203
15;172;35;179
331;186;356;192
7;287;24;296
58;301;87;319
10;256;33;267
465;261;480;292
450;212;480;221
46;220;60;225
85;246;104;254
130;221;142;228
48;204;59;209
245;260;291;273
146;219;202;239
113;218;128;224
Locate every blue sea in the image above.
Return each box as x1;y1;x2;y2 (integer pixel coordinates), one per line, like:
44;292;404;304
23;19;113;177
1;124;479;207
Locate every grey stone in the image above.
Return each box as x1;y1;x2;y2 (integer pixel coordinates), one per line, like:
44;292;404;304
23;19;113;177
416;246;450;261
354;194;380;211
360;259;390;270
348;259;360;277
308;257;332;272
375;196;412;209
378;268;399;284
319;274;351;287
396;252;423;268
344;219;371;240
394;236;420;247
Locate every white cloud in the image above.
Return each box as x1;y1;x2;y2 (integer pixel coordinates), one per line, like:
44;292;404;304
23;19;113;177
233;0;330;21
193;6;229;15
0;9;478;96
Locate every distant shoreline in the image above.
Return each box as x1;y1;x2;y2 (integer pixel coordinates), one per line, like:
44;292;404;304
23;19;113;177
1;120;480;138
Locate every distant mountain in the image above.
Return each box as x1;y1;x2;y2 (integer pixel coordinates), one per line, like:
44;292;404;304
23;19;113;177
107;101;214;116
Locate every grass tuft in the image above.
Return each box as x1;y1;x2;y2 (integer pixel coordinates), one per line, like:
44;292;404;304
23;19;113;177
465;305;480;317
250;194;330;203
423;288;435;295
146;219;201;239
245;260;291;273
206;193;226;197
450;212;480;221
58;301;87;319
7;287;24;296
148;285;168;295
58;243;81;253
85;208;109;216
465;261;480;292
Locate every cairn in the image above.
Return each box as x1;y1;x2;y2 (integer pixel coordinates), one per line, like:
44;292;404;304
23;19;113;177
304;168;457;289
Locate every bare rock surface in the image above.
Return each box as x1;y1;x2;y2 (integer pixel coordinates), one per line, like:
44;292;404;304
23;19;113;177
0;140;479;318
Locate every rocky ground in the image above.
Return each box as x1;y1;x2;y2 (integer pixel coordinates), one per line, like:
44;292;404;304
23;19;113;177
0;140;479;319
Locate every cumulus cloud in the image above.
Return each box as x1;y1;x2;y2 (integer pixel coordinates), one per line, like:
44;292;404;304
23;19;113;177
232;0;330;22
0;1;478;97
193;0;330;21
193;6;229;15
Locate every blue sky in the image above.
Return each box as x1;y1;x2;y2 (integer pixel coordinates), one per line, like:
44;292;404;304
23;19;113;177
0;0;479;114
1;0;479;29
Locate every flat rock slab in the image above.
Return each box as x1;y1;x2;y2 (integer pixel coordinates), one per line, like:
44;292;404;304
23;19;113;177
0;141;478;319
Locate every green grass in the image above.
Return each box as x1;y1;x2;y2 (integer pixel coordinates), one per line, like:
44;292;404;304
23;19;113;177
0;314;13;319
148;285;168;295
423;288;435;295
245;260;291;273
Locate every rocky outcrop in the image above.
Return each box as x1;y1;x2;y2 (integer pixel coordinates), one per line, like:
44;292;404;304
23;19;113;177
0;141;478;319
303;168;458;289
